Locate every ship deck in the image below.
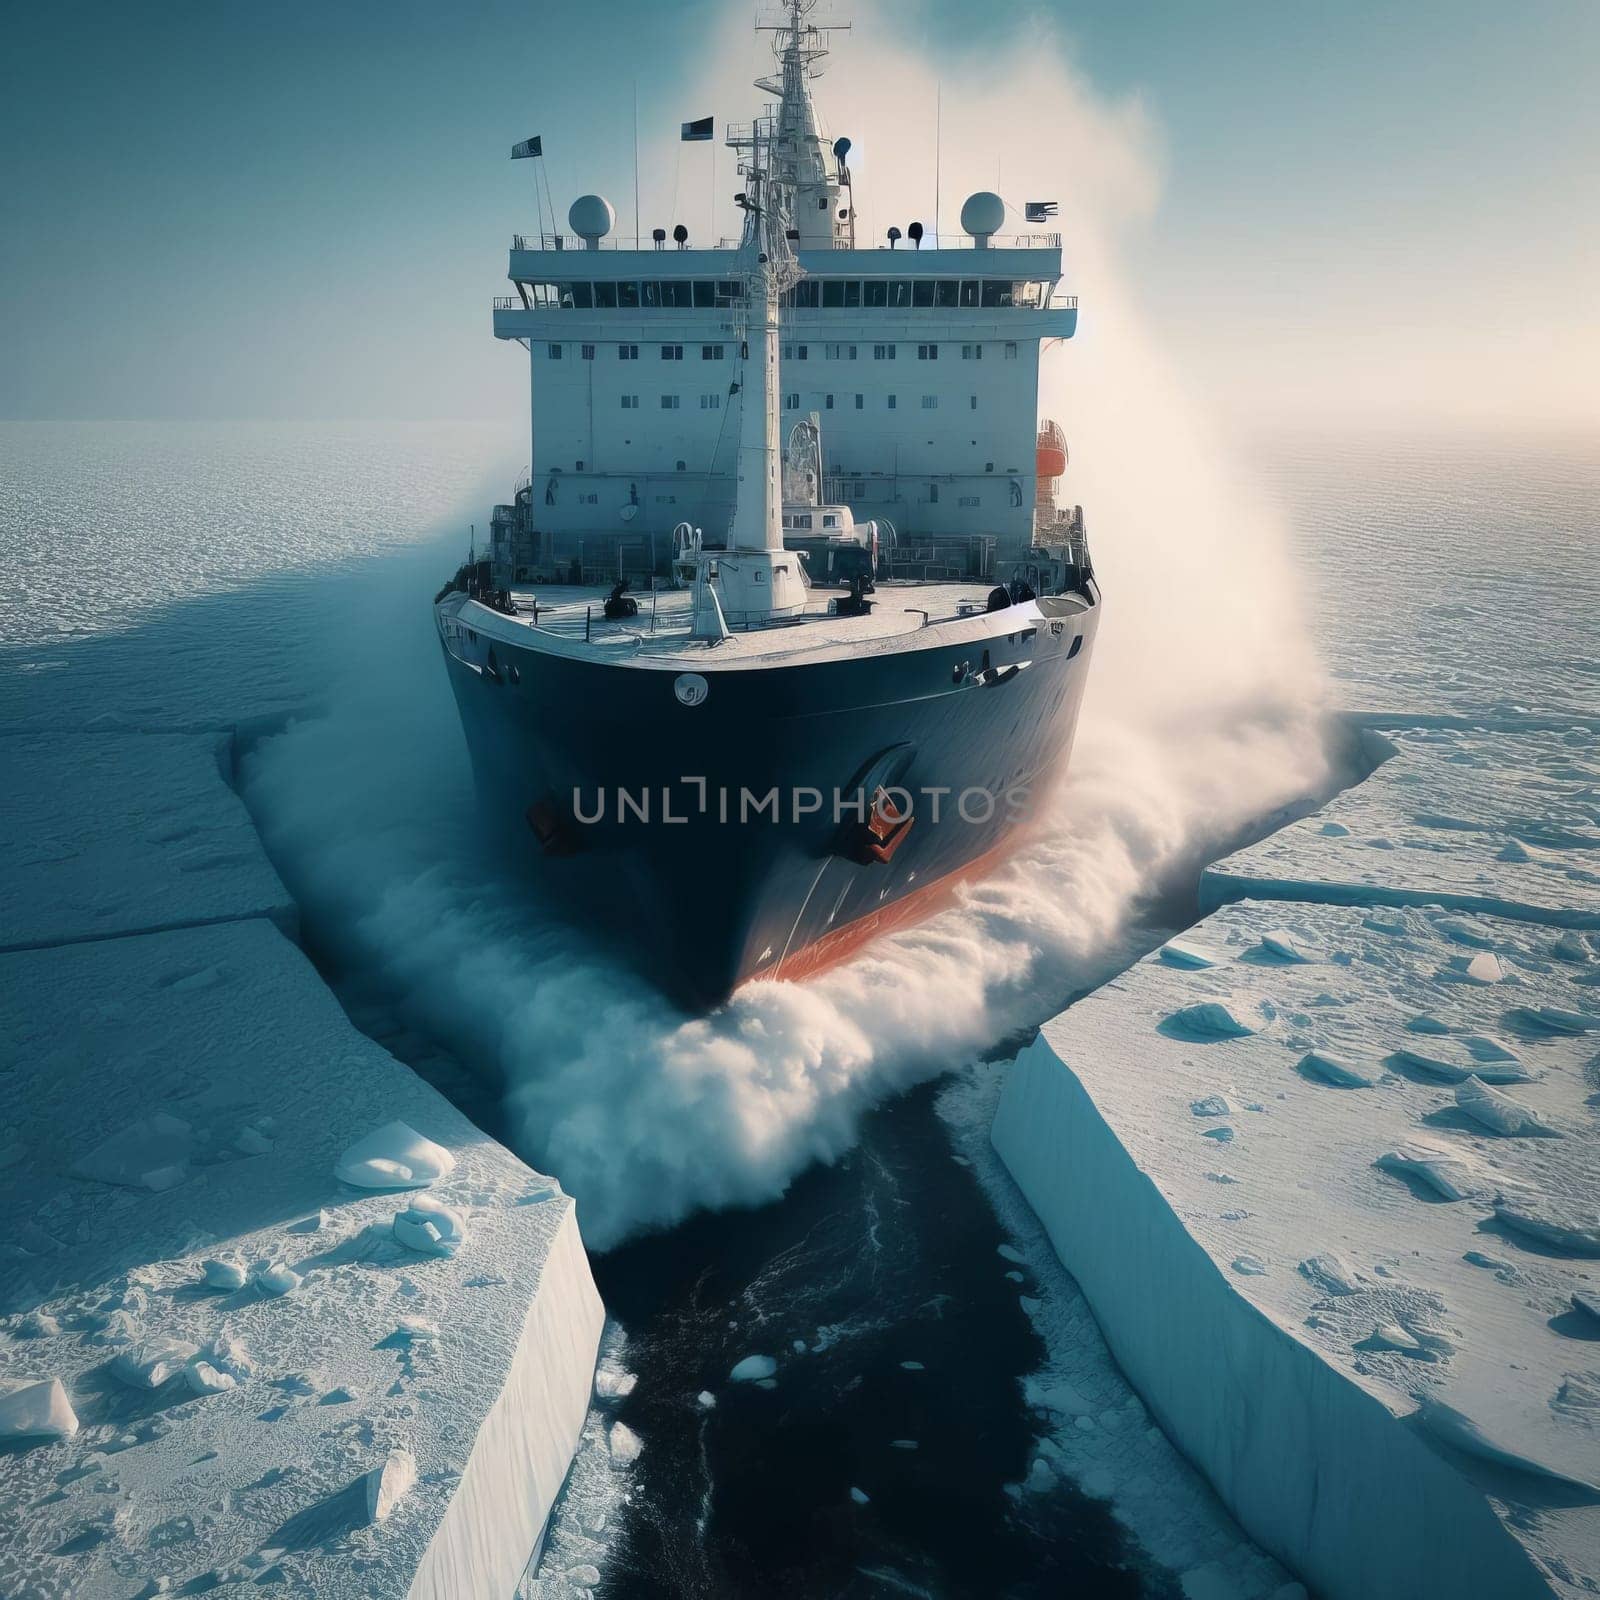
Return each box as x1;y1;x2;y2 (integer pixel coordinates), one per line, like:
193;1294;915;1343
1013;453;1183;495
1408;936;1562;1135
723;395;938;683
456;578;1091;669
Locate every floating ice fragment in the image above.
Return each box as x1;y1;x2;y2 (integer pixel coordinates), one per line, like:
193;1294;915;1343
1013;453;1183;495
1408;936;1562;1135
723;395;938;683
849;1486;870;1505
335;1121;455;1191
393;1196;465;1258
1025;1377;1091;1416
1190;1094;1230;1117
72;1114;195;1191
729;1354;777;1383
362;1448;417;1523
1461;952;1507;984
608;1421;643;1462
201;1258;246;1291
567;1566;602;1588
252;1261;301;1297
997;1244;1026;1265
1376;1142;1485;1202
0;1378;78;1441
594;1368;637;1401
890;1439;919;1450
697;1391;716;1409
1297;1050;1374;1088
899;1361;925;1371
1159;936;1220;969
113;1338;199;1389
1493;1195;1600;1256
1455;1079;1555;1137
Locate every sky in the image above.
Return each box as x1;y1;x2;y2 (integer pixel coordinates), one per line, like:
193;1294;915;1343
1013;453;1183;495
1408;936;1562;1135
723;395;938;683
1;0;1595;427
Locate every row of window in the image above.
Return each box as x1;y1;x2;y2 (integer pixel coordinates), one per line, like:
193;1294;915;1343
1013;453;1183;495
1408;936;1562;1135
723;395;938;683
520;279;1039;311
615;393;985;412
544;341;1019;361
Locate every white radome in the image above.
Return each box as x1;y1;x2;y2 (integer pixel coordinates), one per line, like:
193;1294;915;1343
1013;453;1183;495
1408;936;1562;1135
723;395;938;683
959;190;1006;239
569;193;616;241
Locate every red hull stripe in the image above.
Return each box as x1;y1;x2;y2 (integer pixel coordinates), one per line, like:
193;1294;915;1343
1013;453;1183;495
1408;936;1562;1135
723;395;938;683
748;836;1015;989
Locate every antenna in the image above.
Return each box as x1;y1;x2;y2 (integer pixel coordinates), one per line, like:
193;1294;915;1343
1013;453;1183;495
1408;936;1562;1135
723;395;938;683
934;82;942;247
632;80;641;246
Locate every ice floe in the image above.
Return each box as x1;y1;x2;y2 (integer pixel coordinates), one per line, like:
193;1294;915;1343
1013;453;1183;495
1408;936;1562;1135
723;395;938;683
0;918;603;1600
994;894;1600;1600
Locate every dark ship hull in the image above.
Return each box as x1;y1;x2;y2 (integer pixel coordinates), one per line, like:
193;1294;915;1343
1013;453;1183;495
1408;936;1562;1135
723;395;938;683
437;586;1099;1009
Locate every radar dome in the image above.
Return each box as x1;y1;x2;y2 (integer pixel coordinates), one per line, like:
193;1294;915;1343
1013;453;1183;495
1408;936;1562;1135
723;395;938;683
569;194;616;245
959;191;1005;240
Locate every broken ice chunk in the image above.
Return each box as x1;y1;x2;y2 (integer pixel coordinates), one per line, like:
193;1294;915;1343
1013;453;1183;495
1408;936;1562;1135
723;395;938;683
1454;1079;1556;1138
112;1338;199;1389
594;1368;637;1401
184;1361;236;1396
1159;936;1220;969
608;1422;643;1462
1376;1142;1486;1202
0;1377;78;1441
729;1355;777;1383
362;1449;417;1523
1418;1398;1600;1493
1190;1094;1231;1117
252;1261;302;1297
201;1258;247;1291
1493;1195;1600;1256
1298;1254;1360;1296
392;1196;465;1258
1255;928;1315;963
335;1121;456;1191
72;1113;195;1191
1297;1050;1374;1088
1163;999;1262;1039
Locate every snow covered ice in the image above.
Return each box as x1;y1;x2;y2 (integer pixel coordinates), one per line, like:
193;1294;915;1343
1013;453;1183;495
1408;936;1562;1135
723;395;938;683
995;886;1600;1599
0;919;603;1599
1202;726;1600;930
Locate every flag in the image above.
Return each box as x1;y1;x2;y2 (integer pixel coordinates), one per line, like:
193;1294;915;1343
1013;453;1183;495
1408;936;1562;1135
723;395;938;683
681;116;713;142
511;135;543;160
1025;200;1057;223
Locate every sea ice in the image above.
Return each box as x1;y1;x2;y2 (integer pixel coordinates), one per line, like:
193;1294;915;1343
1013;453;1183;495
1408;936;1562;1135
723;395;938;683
1296;1050;1374;1088
363;1448;419;1523
1453;1079;1555;1138
994;896;1600;1600
0;920;604;1600
608;1422;643;1462
201;1258;247;1290
729;1354;778;1383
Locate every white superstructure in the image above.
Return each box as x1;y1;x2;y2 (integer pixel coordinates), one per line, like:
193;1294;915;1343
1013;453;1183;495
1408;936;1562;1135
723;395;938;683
488;0;1078;587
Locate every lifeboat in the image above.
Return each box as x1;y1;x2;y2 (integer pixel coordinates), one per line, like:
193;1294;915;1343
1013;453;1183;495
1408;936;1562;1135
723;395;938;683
1036;419;1068;480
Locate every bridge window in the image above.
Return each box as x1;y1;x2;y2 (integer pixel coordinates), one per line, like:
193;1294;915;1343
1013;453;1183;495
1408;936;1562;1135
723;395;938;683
641;281;661;308
823;514;838;528
693;281;716;307
617;281;640;308
912;280;934;308
594;282;619;308
788;281;820;308
820;280;846;308
888;281;913;308
715;280;743;306
546;343;563;358
935;281;959;309
981;280;1013;307
570;283;594;309
959;280;980;307
863;281;888;307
